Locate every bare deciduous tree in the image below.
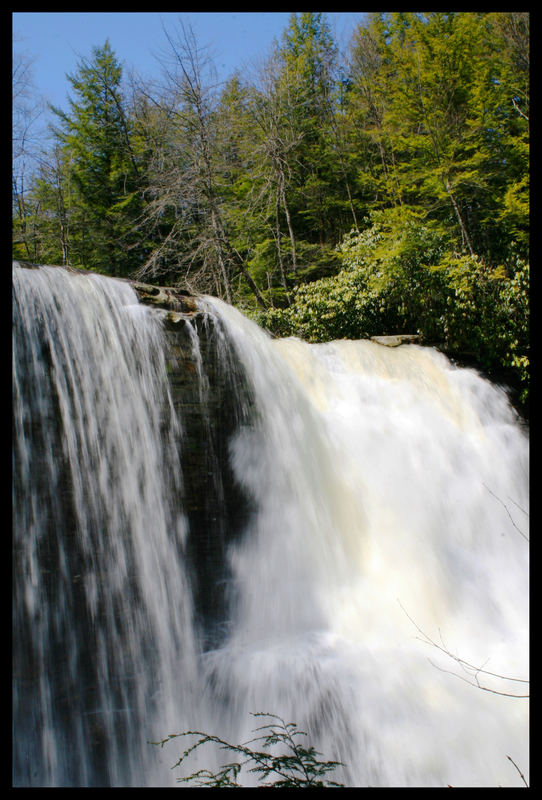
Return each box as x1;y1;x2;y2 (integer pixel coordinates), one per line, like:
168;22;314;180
133;21;267;308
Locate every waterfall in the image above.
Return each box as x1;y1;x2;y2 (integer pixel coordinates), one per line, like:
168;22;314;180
12;264;529;787
13;265;202;786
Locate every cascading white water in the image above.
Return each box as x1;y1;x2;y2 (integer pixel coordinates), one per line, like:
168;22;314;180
195;297;529;788
13;265;199;786
13;266;528;787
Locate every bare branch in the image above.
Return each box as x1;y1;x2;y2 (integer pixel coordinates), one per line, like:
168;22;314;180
506;754;528;787
398;600;529;698
511;95;529;122
483;483;529;542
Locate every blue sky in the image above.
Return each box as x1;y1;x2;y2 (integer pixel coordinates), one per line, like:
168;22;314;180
13;11;364;116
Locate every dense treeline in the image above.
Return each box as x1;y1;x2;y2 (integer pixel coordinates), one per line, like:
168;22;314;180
12;12;529;404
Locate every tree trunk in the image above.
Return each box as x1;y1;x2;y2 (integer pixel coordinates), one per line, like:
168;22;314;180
446;178;474;256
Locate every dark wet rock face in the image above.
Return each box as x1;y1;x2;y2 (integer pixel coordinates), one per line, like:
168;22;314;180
162;310;257;649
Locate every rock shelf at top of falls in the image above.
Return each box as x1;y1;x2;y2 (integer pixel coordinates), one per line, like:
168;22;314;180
13;260;200;317
130;280;199;314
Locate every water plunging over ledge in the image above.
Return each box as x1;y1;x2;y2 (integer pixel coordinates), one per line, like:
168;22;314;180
12;264;529;787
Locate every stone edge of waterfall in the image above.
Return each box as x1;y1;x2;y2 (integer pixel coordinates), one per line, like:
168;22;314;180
13;260;201;321
12;261;528;423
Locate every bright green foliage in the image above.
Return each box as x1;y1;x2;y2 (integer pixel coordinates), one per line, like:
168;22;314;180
223;12;351;308
346;12;529;265
216;74;274;298
12;143;74;266
49;40;143;275
256;209;446;342
153;712;344;787
440;254;530;402
257;209;529;406
278;13;356;246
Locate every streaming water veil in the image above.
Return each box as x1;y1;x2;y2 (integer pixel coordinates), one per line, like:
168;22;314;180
12;266;528;787
13;266;199;786
198;297;529;788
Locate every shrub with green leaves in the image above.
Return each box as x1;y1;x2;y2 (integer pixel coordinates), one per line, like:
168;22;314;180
152;712;344;787
255;210;529;407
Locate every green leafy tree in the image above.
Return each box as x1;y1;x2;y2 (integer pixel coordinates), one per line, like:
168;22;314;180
232;12;350;309
480;12;529;260
278;13;354;248
346;13;409;212
13;144;74;266
213;74;277;305
346;12;529;266
50;40;143;275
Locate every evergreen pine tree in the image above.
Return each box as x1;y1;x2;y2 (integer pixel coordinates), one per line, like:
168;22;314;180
50;40;143;276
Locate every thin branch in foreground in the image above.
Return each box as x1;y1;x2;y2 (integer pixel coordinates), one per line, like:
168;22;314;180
482;483;529;541
150;712;344;787
397;600;529;698
507;754;528;787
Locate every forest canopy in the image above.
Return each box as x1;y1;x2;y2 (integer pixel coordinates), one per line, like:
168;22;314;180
12;12;529;405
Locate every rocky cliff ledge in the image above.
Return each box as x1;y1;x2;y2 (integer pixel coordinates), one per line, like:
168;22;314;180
130;280;199;314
